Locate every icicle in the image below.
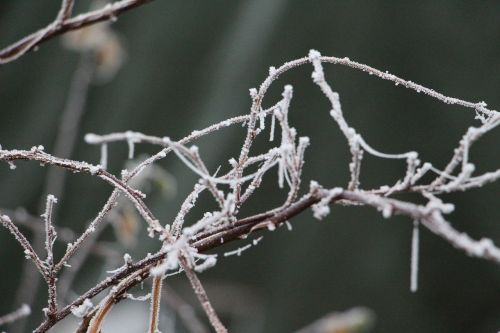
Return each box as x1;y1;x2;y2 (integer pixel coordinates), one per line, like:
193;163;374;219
100;143;108;170
410;220;420;293
269;113;276;142
127;139;135;159
277;158;284;188
382;205;393;218
259;111;265;130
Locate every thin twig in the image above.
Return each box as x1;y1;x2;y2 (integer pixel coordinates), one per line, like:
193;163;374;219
0;214;47;278
56;0;75;24
162;285;209;333
180;255;228;333
0;304;31;326
0;0;153;64
42;194;59;315
148;275;163;333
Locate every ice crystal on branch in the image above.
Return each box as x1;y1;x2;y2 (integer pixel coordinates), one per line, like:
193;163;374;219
71;299;94;318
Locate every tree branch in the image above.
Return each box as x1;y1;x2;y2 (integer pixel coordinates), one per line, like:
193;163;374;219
2;50;497;333
0;0;153;64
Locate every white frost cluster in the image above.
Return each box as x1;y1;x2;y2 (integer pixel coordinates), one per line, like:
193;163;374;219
71;298;93;318
193;255;217;272
312;188;343;220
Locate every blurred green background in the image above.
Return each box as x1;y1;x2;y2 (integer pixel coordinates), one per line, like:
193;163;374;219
0;1;499;332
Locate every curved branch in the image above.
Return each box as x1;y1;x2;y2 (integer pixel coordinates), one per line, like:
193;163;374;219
0;0;153;64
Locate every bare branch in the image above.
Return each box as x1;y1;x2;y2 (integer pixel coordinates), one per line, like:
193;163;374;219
45;53;96;200
162;285;209;333
0;304;31;327
0;207;74;242
180;255;228;333
293;307;375;333
0;0;153;64
56;0;75;24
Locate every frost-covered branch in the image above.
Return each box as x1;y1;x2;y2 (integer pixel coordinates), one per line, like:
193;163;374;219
31;180;500;332
42;194;59;317
0;214;47;278
0;50;497;333
0;147;164;241
42;195;58;269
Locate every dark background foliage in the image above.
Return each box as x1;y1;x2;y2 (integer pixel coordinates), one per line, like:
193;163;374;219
0;1;499;332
